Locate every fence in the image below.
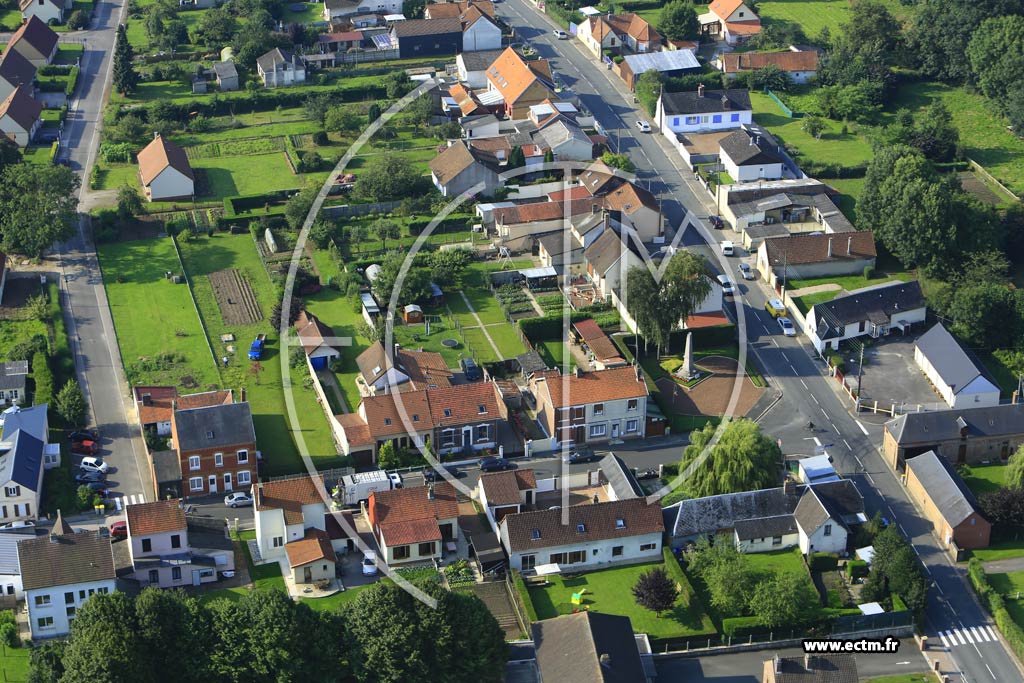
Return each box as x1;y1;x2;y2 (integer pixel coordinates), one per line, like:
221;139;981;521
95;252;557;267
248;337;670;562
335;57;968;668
322;200;403;219
966;157;1021;203
764;89;799;118
267;465;354;483
654;622;916;656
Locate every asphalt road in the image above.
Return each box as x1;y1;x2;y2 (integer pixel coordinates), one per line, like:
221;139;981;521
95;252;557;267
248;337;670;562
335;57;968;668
55;0;153;508
496;2;1024;681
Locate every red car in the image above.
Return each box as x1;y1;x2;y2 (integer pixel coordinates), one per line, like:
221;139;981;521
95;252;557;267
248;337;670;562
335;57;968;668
71;440;99;455
109;521;127;540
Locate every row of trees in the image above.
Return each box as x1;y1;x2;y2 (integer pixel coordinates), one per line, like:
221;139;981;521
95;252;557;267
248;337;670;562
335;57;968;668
32;582;505;683
978;447;1024;538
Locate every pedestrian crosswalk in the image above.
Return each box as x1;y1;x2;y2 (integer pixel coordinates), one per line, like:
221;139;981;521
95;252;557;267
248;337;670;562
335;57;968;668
112;494;146;511
937;625;1000;648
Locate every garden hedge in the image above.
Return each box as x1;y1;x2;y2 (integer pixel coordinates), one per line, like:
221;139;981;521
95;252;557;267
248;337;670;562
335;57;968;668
966;558;1024;661
808;552;839;572
722;616;763;638
845;559;869;579
511;571;539;624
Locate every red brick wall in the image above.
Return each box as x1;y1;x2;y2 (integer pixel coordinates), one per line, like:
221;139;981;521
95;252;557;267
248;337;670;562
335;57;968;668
178;442;257;497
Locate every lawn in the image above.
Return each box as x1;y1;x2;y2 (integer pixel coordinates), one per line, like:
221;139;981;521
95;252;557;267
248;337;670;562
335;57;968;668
968;540;1024;563
191;152;302;199
742;547;809;578
393;318;466;368
177;232;342;473
485;322;528;360
791;290;838;316
889;81;1024;197
0;644;29;683
961;464;1007;498
281;1;323;24
537;339;576;372
987;571;1024;597
787;271;914;293
95;163;140;191
528;561;716;642
750;93;874;168
825;177;865;223
459;326;500;364
0;319;47;361
97;238;220;388
756;0;916;38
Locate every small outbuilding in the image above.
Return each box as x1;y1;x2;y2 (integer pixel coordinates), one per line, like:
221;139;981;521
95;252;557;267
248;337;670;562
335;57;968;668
213;61;239;91
403;304;424;324
904;449;991;552
914;323;1001;409
137;134;195;201
285;528;337;584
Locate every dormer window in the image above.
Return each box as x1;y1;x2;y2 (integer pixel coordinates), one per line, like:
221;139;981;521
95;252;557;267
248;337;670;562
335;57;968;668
384;418;391;426
576;523;586;533
615;518;625;529
478;404;487;415
444;409;453;417
206;431;214;439
531;529;541;540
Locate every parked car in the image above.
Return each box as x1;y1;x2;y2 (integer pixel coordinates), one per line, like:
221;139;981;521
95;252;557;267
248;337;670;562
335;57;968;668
738;263;754;280
68;430;99;443
78;456;108;473
709;215;724;229
479;456;513;472
716;273;735;296
74;470;106;484
84;483;110;498
635;468;660;480
635;120;652;133
423;466;463;482
388;472;403;489
720;241;734;256
224;492;253;508
0;521;34;529
361;552;379;576
765;299;786;318
71;440;99;456
778;317;796;337
109;521;127;540
460;357;483;381
553;29;568;39
563;451;599;465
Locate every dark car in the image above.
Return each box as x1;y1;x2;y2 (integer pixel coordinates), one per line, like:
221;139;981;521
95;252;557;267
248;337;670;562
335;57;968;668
563;451;599;465
423;466;463;482
109;521;127;540
635;468;660;480
68;430;99;443
460;357;483;381
479;456;512;472
709;215;724;229
74;470;106;484
84;482;110;498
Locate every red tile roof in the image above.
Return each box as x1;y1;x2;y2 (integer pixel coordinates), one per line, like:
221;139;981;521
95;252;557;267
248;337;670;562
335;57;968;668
685;311;730;329
285;528;336;567
126;499;186;536
709;0;746;21
134;387;231;426
547;185;593;202
480;469;537;506
722;50;817;73
256;476;329;525
486;48;554;106
138;134;194;185
295;310;336;355
337;412;373;448
493;197;604;225
602;180;658;214
358;382;500;436
724;20;763;35
572;319;624;364
533;366;648;408
370;483;460;546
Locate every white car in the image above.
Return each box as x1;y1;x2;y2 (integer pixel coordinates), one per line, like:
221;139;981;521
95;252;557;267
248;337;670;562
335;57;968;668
738;263;754;280
0;521;34;530
78;456;109;474
553;29;568;39
635;120;652;133
362;552;379;576
778;317;796;337
388;472;403;489
716;273;735;295
224;492;253;508
721;241;734;256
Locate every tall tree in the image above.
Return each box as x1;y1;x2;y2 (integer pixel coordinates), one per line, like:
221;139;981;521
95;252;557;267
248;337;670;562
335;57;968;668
632;566;679;617
679;419;782;498
59;592;147;683
112;24;138;96
133;589;213;683
507;145;526;169
980;487;1024;537
749;572;818;628
658;0;698;41
625;251;712;358
635;69;663;116
909;0;1024;83
967;15;1024;102
0;164;80;258
56;379;88;427
372;217;400;252
355;153;423;202
819;0;903;88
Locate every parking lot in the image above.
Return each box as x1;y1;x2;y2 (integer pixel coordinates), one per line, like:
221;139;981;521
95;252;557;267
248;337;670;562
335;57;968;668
847;336;945;410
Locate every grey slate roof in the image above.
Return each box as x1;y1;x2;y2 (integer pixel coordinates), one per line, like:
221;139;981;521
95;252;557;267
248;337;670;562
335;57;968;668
516;350;548;374
660;88;751;115
668;486;798;538
0;404;47;442
392;17;462;38
213;61;237;80
173;402;255;452
18;530;115;590
812;280;924;341
885;403;1024;444
0;362;27;391
458;49;506;71
0;532;21;576
915;323;991;395
0;48;35;90
770;654;858;683
257;48;299;73
733;514;797;540
906;450;980;527
598;453;644;500
531;611;647;683
719;128;783;166
794;479;863;534
151;449;181;484
0;430;43;490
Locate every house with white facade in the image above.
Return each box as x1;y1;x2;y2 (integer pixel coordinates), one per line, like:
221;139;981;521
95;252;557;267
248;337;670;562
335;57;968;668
0;48;37;103
0;418;46;522
354;341;453;395
19;0;66;26
719;48;819;84
0;85;41;148
656;85;752;136
253;475;358;564
498;498;664;573
719;128;785;182
793;479;865;555
460;5;502;52
456;49;505;89
478;469;538;526
0;361;27;407
20;513;115;639
295;310;340;371
1;404;58;472
125;499;234;588
137;134;194;201
914;323;1001;409
0;529;29;599
429;139;501;197
699;0;762;46
368;483;460;566
257;48;306;87
6;16;59;67
805;281;927;353
322;0;400;22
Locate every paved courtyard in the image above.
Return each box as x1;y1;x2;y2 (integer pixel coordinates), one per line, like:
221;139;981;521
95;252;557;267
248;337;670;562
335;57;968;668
851;336;946;411
655;356;764;418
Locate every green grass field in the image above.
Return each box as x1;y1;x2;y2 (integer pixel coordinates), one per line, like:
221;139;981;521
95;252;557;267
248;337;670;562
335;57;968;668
742;547;809;578
485;322;528;360
281;1;322;23
0;644;29;683
751;92;875;168
791;290;838;316
787;271;914;293
177;232;341;472
825;177;865;223
537;339;575;372
968;541;1024;563
961;464;1008;498
528;561;716;642
97;237;221;388
756;0;915;38
0;318;47;361
192;152;301;199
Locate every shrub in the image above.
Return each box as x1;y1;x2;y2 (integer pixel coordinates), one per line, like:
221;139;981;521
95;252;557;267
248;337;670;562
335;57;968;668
722;616;764;638
0;622;16;648
863;265;875;279
845;560;869;579
808;552;839;572
312;130;328;145
66;10;88;30
65;66;80;96
32;351;54;407
100;142;133;163
511;571;538;624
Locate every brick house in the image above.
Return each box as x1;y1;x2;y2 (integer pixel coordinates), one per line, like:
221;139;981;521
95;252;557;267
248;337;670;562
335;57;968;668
530;366;649;447
368;483;460;565
904;450;990;552
172;400;257;497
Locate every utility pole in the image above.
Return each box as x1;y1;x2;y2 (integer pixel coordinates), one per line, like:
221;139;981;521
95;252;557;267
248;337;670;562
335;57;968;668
856;342;865;399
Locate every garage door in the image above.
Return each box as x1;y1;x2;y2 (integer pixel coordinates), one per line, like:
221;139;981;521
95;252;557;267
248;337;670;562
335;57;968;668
310;356;327;370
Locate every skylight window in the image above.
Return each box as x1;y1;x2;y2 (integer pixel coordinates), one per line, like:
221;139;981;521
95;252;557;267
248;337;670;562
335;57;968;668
206;431;214;439
615;518;625;529
577;523;587;533
531;529;541;540
444;408;453;417
478;405;487;414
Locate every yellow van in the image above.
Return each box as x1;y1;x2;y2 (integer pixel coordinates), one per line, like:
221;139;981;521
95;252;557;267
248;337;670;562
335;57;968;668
765;299;786;318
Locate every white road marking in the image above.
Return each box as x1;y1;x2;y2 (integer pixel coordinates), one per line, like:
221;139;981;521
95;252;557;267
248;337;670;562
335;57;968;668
830;422;839;433
856;420;869;435
939;631;953;648
114;497;122;511
962;628;975;644
813;437;822;446
854;456;863;468
954;630;967;646
811;395;820;405
844;439;853;450
800;379;809;389
935;582;944;595
819;407;828;417
970;627;986;643
866;473;876;485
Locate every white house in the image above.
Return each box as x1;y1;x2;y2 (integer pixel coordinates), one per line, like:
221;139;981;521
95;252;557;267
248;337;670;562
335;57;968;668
0;48;37;103
126;499;234;588
719;128;785;182
914;323;1001;409
456;49;505;88
657;86;752;136
295;310;340;371
805;281;927;353
719;49;819;85
0;530;28;599
19;0;66;26
257;48;306;87
794;480;865;555
497;498;664;573
20;513;116;639
461;7;502;52
368;483;460;566
137;134;195;201
699;0;762;46
0;85;41;148
254;476;357;563
0;404;48;522
733;515;799;554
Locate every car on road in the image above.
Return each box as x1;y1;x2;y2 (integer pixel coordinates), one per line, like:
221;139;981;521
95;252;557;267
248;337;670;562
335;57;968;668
224;492;254;508
553;29;568;39
388;472;403;489
423;465;463;482
109;521;127;540
74;470;106;484
738;263;754;280
716;273;735;296
460;357;483;381
68;430;99;442
778;316;796;337
765;299;786;318
563;451;599;465
361;552;379;576
0;521;34;529
708;215;724;229
78;456;108;473
479;456;513;472
635;120;652;133
71;440;99;456
720;241;734;256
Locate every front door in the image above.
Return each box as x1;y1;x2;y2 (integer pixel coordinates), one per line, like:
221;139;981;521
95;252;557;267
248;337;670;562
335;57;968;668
303;566;312;583
957;444;967;464
208;475;218;494
611;423;620;438
463;427;473;449
224;473;232;491
522;554;536;571
574;426;586;443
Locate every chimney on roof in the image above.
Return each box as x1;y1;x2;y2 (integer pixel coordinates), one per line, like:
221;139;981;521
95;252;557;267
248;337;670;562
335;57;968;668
783;478;796;496
722;95;730;110
142;393;152;406
154;131;159;140
574;366;584;378
634;363;642;382
240;387;246;403
599;653;612;668
427;484;435;500
697;83;704;97
847;236;853;256
827;238;832;259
